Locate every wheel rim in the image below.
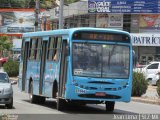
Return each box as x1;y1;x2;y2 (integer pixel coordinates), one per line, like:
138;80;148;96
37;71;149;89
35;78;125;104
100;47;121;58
29;94;33;99
56;91;58;103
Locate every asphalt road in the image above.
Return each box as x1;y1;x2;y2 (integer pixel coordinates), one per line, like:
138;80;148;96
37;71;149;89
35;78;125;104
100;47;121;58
0;84;160;120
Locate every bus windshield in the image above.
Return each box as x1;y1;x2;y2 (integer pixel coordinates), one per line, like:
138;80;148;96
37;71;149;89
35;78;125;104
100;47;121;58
72;43;130;78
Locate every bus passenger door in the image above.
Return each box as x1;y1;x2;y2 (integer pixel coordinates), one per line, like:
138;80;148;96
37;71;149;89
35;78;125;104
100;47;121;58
59;40;68;97
39;41;48;95
22;41;29;91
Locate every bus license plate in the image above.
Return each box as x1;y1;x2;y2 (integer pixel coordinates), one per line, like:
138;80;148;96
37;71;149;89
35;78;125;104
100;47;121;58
95;92;106;96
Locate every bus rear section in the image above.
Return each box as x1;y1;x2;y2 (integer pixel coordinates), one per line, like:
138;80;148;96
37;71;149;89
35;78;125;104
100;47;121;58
58;29;133;111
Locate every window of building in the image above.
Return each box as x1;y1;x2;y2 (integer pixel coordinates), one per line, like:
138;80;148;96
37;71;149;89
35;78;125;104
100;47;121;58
81;15;89;27
123;14;131;32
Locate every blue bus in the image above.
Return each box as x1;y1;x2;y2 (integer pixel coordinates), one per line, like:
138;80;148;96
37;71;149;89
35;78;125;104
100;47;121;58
18;28;134;111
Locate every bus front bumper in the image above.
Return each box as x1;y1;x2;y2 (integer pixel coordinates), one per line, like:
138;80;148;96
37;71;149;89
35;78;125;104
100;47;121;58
65;85;132;103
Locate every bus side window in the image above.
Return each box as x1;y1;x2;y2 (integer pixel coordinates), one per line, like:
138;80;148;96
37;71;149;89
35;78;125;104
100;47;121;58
30;38;37;60
21;39;25;61
47;36;62;61
52;37;58;61
53;51;58;61
53;37;62;61
36;38;42;60
34;38;38;59
48;37;54;61
29;39;32;59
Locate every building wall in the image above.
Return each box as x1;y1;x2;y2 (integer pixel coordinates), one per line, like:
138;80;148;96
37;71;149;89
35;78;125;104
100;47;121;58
50;1;160;65
131;32;160;64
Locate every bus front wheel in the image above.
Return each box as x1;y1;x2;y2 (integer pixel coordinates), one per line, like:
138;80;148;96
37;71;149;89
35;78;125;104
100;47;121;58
105;101;115;112
57;98;65;111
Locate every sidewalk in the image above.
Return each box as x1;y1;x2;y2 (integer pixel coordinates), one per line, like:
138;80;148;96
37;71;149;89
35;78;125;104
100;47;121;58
132;85;160;105
10;77;18;81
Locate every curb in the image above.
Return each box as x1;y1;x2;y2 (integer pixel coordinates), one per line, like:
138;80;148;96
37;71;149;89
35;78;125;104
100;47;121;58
132;97;160;105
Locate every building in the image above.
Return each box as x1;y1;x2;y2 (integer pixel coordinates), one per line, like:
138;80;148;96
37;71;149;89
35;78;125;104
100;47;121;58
49;0;160;65
0;8;37;56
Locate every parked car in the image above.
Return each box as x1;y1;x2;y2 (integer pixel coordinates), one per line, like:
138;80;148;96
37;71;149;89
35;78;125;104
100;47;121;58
0;71;13;108
0;57;8;66
136;61;160;85
150;73;160;85
133;64;146;73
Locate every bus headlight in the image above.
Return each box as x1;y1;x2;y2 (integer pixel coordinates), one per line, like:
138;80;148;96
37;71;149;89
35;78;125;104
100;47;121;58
72;80;78;86
74;83;78;86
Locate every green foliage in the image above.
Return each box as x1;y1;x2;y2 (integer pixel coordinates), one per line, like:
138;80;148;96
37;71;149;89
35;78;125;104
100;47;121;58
0;36;12;49
0;0;81;9
3;60;19;77
132;72;148;97
157;80;160;97
0;0;29;8
40;0;80;9
65;0;80;4
0;36;12;57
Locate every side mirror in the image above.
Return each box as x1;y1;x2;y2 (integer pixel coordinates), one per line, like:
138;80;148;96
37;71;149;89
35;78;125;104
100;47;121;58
66;45;70;56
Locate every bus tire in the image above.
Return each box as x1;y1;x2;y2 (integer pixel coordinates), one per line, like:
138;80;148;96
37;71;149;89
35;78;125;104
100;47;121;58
29;82;37;103
38;96;46;104
105;101;115;112
57;98;65;111
52;81;57;98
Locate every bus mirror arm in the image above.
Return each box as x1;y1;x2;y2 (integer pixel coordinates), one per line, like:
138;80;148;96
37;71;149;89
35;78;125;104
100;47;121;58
66;45;70;56
132;50;137;68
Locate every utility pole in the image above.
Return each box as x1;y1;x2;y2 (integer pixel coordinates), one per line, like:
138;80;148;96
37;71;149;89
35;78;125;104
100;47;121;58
35;0;40;31
44;15;47;31
59;0;64;29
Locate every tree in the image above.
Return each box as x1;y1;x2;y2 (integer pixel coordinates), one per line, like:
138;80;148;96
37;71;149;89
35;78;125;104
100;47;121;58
0;0;81;9
0;36;12;57
39;0;80;9
65;0;80;4
0;0;29;8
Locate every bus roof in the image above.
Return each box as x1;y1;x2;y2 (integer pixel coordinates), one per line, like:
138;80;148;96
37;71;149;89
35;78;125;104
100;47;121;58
22;27;130;38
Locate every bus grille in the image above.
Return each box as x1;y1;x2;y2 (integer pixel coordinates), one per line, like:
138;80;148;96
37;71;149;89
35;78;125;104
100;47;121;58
88;81;114;84
78;94;121;99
